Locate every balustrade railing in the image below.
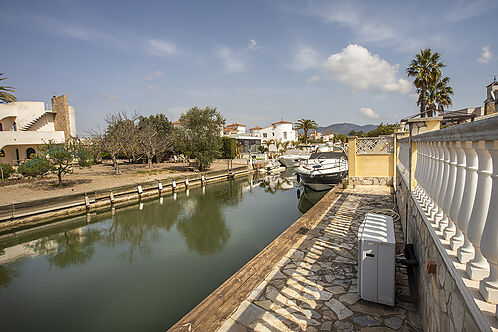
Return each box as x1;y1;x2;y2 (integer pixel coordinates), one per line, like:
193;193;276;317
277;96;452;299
401;116;498;314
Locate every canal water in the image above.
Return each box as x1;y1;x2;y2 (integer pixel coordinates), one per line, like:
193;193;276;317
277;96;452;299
0;171;327;332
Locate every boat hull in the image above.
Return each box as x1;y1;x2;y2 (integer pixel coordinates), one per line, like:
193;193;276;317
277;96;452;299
298;171;347;191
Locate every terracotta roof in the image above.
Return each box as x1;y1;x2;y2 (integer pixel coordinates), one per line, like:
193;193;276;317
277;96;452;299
172;121;181;125
249;126;262;130
272;121;293;125
224;127;237;132
227;123;246;127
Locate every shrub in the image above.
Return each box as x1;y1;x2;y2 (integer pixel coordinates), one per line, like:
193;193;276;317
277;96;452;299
221;137;237;159
18;155;52;177
0;163;15;180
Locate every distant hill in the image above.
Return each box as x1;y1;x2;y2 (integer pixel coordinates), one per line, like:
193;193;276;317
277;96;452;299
317;123;377;135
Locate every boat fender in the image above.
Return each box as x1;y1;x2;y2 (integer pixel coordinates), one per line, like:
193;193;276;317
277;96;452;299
172;180;177;189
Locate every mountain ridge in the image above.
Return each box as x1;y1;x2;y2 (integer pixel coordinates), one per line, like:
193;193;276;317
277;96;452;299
317;123;377;135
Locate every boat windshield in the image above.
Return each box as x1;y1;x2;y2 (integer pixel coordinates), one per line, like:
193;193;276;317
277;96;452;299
309;151;346;159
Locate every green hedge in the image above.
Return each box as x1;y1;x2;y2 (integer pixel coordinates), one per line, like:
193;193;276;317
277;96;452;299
221;137;236;159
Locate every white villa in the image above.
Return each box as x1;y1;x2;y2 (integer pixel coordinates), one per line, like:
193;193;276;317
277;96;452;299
222;120;297;153
0;95;76;165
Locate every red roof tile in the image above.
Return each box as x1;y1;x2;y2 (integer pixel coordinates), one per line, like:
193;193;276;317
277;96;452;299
272;121;293;125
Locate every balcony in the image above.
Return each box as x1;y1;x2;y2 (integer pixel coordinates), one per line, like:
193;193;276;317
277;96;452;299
0;130;65;149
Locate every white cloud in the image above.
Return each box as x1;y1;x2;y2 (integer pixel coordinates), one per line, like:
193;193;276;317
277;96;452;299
289;46;322;71
146;38;177;56
320;4;423;52
216;46;246;73
445;0;498;22
247;39;260;50
148;85;159;91
322;44;411;94
145;71;165;80
360;107;380;119
307;75;321;83
104;94;117;101
478;45;493;63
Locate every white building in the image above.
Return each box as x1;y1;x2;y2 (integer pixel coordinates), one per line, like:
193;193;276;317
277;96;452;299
0;95;76;165
250;121;297;150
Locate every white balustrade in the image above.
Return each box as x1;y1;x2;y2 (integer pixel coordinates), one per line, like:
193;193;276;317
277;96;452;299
449;141;467;250
398;116;498;312
420;142;433;208
457;141;478;263
425;142;441;215
436;142;451;232
466;141;492;281
441;142;457;239
479;140;498;302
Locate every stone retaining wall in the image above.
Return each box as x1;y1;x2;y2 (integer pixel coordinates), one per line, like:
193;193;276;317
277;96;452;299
395;169;490;332
349;176;393;186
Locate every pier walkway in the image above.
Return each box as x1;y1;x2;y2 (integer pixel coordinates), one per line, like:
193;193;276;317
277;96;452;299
215;185;420;331
170;185;421;331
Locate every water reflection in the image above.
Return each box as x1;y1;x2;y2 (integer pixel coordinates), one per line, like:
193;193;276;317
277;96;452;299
297;185;329;214
24;228;103;268
0;173;331;331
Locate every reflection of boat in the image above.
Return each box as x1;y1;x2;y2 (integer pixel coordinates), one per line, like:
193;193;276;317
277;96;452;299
296;148;348;191
297;186;328;214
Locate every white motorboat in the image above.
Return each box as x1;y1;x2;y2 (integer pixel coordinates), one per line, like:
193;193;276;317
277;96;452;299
278;148;311;168
296;149;348;191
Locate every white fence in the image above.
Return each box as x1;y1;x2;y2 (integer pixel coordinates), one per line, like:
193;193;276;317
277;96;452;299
401;116;498;319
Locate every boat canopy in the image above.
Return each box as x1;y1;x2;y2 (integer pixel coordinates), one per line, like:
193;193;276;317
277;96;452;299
309;151;346;159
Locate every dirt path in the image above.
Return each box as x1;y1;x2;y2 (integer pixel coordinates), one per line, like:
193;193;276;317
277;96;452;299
0;159;249;205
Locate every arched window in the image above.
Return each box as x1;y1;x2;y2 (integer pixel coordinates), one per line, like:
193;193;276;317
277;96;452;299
0;122;3;131
26;148;36;159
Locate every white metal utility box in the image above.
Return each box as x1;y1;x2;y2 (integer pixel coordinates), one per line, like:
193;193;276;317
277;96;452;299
358;213;395;306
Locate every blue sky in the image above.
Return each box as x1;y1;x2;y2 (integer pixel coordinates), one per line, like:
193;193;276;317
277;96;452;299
1;0;497;134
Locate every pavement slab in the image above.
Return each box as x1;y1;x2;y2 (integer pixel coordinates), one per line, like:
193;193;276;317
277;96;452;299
217;185;421;331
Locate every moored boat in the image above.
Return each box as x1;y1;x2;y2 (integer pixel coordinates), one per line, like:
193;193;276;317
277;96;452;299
296;149;348;191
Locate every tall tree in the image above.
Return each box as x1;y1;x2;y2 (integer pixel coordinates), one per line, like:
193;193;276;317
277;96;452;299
174;106;225;171
136;114;173;168
294;119;318;144
434;76;454;115
102;112;137;174
406;48;445;117
0;73;16;103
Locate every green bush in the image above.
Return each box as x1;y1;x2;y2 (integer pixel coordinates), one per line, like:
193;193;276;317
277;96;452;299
221;137;237;159
0;163;15;180
18;155;52;177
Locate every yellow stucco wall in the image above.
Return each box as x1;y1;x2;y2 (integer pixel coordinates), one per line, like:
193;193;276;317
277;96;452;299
355;154;394;177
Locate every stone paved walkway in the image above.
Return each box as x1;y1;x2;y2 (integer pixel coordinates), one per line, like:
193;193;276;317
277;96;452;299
217;185;421;331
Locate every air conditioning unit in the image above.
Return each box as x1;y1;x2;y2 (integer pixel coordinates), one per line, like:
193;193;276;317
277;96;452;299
358;213;395;306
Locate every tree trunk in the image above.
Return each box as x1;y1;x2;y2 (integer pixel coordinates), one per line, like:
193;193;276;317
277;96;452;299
112;155;119;174
58;170;62;185
147;153;152;168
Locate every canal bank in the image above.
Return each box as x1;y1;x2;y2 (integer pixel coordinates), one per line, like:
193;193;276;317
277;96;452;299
0;165;252;237
0;172;319;332
169;185;421;331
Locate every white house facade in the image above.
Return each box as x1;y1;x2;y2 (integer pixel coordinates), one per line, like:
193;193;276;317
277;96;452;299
0;95;76;165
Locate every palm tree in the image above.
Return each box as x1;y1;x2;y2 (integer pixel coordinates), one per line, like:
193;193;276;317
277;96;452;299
0;73;16;103
434;76;453;115
406;49;445;117
294;119;318;144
